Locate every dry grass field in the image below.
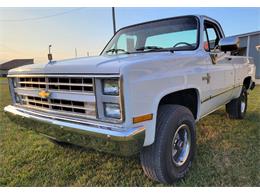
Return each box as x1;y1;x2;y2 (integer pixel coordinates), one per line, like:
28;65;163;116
0;78;259;186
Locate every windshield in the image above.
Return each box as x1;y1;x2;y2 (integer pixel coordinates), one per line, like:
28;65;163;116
101;16;199;55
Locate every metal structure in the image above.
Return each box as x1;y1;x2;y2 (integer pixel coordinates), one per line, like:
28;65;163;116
234;31;260;78
112;7;116;35
0;59;34;77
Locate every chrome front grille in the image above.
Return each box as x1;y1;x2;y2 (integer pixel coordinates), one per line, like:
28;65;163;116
13;76;96;119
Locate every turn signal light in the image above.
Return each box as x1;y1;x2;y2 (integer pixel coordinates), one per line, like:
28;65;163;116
133;114;153;124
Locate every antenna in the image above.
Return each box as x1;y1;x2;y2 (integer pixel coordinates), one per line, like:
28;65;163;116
48;44;53;63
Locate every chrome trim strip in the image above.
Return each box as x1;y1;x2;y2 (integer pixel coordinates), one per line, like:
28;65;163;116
201;85;242;104
8;74;120;78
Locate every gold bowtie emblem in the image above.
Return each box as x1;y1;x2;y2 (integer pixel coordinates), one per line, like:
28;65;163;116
38;90;50;99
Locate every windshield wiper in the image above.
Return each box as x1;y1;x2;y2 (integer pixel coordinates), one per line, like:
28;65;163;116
106;48;130;54
136;46;163;51
136;46;174;53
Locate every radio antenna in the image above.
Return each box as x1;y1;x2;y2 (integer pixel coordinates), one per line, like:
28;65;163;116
48;44;53;63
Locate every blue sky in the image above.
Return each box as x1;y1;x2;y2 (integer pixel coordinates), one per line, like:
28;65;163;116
0;7;259;63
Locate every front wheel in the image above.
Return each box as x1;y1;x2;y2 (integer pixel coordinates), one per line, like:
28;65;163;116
140;105;196;184
226;86;247;119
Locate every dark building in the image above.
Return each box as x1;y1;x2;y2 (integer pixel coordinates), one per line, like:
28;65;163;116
0;59;34;77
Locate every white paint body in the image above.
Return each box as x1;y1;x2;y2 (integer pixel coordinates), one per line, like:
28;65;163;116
8;15;256;146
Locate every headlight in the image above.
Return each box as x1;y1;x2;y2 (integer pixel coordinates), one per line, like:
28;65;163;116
102;79;119;95
104;103;121;119
96;77;123;122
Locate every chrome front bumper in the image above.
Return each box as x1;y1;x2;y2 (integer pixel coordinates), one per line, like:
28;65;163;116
4;105;145;156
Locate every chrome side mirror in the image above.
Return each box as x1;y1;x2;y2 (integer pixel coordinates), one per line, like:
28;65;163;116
219;36;240;52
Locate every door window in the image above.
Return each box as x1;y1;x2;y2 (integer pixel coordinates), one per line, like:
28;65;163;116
204;22;222;51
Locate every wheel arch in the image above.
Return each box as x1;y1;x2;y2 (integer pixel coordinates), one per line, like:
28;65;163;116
243;76;252;90
143;87;200;147
157;88;200;120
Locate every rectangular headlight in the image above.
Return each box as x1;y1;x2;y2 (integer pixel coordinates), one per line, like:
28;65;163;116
95;77;123;122
104;103;121;119
102;79;119;95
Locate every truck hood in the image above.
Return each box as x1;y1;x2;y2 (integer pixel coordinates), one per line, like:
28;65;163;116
8;52;194;75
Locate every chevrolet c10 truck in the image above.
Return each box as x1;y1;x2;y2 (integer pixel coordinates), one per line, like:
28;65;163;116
4;15;256;184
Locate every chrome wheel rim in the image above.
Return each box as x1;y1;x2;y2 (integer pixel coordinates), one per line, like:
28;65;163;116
171;124;191;167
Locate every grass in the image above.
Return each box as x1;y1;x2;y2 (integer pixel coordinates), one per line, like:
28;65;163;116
0;81;259;186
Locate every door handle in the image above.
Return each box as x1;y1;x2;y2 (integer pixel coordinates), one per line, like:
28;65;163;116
202;73;211;84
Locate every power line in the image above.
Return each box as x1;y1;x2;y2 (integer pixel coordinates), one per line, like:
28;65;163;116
0;8;84;22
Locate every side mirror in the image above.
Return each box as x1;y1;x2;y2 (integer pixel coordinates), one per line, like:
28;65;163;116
219;36;240;52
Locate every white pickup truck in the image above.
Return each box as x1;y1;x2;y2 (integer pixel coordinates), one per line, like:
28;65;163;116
4;15;256;184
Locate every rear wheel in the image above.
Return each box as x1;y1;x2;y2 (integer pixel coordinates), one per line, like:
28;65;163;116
140;105;196;184
226;86;247;119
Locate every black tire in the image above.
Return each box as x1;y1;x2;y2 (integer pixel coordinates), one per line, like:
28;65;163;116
140;105;196;184
226;86;247;119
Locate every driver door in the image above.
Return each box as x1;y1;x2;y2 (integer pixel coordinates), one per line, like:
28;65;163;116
204;20;235;111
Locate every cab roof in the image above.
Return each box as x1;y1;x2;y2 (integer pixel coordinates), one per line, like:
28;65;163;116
118;15;220;32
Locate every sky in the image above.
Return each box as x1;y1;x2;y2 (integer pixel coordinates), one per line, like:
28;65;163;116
0;7;260;64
